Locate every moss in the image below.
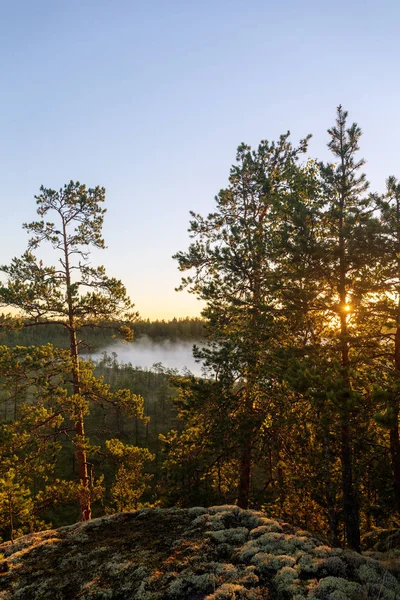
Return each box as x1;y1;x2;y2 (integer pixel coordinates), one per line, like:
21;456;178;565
249;523;282;538
237;565;259;586
214;563;238;580
188;507;208;518
243;531;316;560
210;527;249;545
209;505;239;513
208;510;241;531
273;565;302;596
0;507;399;600
339;549;364;570
251;552;297;574
236;540;261;562
309;576;364;599
237;511;266;531
214;542;235;560
313;546;334;558
205;583;258;599
297;553;318;579
316;556;347;579
357;562;400;599
167;572;215;598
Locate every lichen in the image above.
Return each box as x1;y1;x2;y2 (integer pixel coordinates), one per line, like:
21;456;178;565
205;583;257;599
0;507;399;600
273;565;304;598
357;562;400;599
251;551;297;573
209;527;249;545
167;572;215;597
317;556;347;578
309;576;364;599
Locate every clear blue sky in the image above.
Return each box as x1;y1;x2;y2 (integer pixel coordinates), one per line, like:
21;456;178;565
1;0;399;319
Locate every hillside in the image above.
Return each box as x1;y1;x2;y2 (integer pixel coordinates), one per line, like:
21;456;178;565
1;507;399;600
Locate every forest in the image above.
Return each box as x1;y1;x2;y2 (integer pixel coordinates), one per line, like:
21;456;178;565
1;106;400;557
0;317;205;349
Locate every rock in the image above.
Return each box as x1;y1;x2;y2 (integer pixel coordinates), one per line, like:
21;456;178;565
0;507;399;599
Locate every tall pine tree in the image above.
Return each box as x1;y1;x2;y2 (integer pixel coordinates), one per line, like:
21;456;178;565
318;106;371;551
174;134;315;508
0;182;137;520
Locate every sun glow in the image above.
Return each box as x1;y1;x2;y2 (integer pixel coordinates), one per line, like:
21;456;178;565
342;303;351;313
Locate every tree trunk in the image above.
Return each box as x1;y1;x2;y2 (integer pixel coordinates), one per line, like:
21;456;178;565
238;436;252;509
63;219;91;521
390;325;400;512
8;492;14;544
340;416;360;551
391;204;400;513
277;453;285;515
322;430;340;547
70;325;91;521
337;146;360;551
339;309;360;550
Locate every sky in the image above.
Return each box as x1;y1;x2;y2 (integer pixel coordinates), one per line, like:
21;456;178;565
1;0;399;319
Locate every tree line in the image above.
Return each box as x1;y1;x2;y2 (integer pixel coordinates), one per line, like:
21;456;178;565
0;317;205;349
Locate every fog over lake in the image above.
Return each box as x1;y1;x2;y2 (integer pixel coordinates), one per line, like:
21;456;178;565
84;335;205;376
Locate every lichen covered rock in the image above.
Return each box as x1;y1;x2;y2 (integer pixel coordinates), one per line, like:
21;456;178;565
0;507;399;599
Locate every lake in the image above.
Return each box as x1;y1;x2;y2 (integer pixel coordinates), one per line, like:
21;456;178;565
83;336;205;376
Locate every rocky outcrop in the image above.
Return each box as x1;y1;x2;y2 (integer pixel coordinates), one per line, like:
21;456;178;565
1;506;399;599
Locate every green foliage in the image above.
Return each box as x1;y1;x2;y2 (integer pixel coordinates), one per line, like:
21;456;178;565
0;180;137;342
174;133;319;510
169;107;400;551
0;317;206;349
105;439;154;511
0;469;34;542
0;343;151;538
2;110;400;553
0;181;143;523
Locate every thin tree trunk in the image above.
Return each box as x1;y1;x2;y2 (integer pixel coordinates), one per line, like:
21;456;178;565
322;430;340;547
390;201;400;513
338;155;360;551
339;313;359;550
390;324;400;512
63;218;91;521
277;452;285;515
237;239;263;510
238;436;252;508
340;415;359;550
8;492;14;544
69;324;91;521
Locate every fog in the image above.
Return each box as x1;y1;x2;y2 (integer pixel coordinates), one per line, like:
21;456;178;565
83;336;205;376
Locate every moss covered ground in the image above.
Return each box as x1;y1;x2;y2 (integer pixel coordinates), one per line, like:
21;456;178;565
1;507;399;599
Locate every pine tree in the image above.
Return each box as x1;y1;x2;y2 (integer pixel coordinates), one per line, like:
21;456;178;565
318;106;371;551
174;134;315;508
368;176;400;513
0;182;137;520
0;469;34;543
0;343;146;533
105;439;154;511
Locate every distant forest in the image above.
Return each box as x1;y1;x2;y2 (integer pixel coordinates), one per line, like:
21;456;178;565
0;317;205;350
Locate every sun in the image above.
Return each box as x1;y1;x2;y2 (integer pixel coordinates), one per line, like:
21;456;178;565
342;303;351;313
